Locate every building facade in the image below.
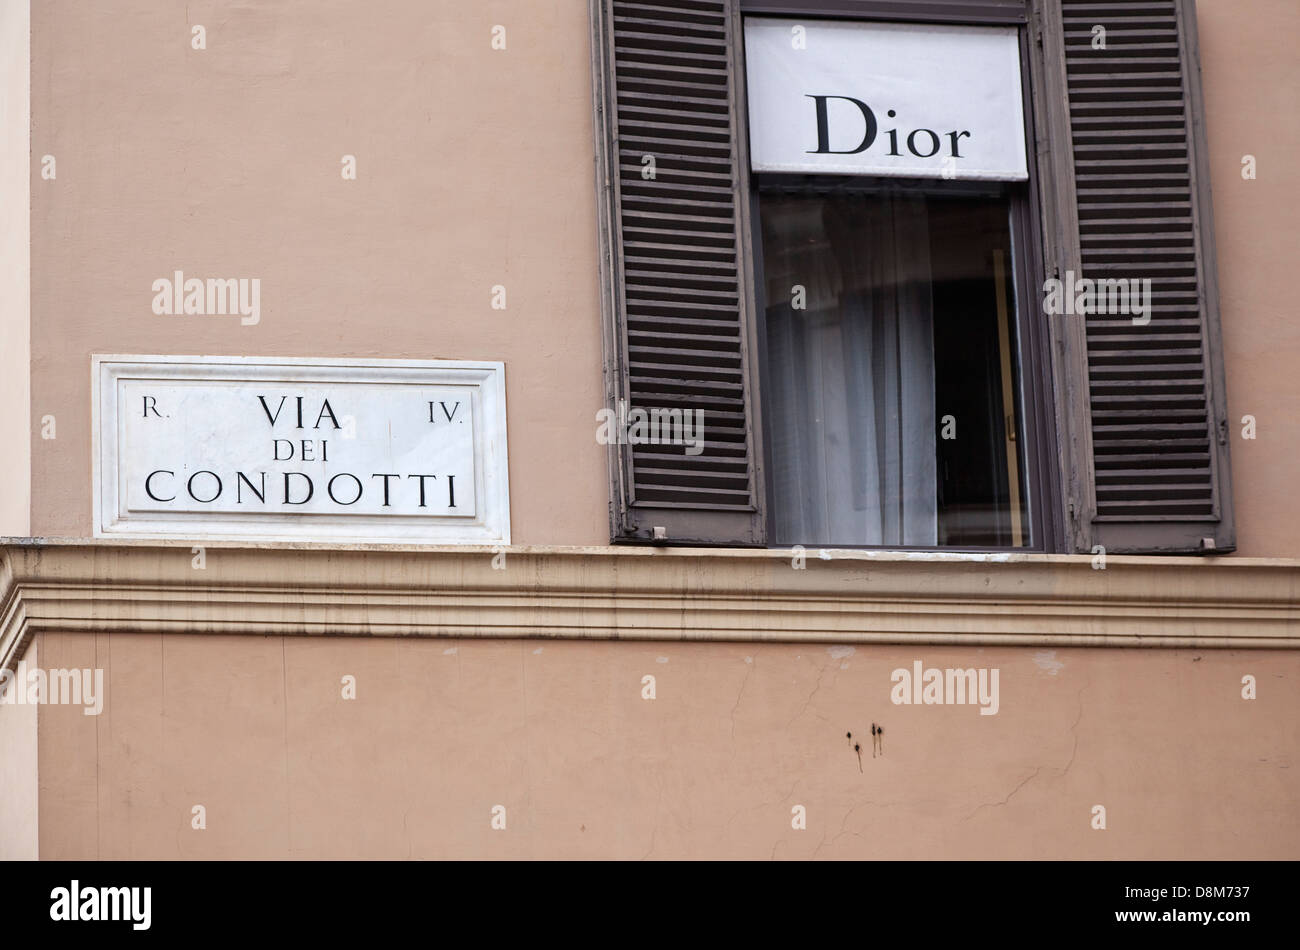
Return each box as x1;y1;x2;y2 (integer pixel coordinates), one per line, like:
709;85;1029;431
1;0;1297;859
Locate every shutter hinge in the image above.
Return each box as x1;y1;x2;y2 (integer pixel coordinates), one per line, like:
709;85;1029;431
1217;418;1228;446
1035;28;1043;48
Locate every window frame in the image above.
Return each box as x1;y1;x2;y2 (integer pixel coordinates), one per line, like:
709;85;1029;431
735;1;1067;552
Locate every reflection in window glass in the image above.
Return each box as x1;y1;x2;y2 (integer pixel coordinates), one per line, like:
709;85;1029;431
760;190;1030;547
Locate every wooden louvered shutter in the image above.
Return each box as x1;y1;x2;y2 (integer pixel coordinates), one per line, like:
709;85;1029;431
1052;0;1233;553
590;0;765;544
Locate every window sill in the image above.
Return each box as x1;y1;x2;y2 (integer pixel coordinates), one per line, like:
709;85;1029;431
3;538;1297;668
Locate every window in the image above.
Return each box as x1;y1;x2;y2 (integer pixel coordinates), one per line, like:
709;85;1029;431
590;0;1234;555
742;12;1043;549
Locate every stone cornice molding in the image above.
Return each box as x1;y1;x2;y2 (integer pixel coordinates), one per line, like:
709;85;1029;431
3;538;1299;669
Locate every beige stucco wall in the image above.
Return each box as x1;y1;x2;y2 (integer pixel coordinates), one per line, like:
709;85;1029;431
0;0;29;538
28;0;607;546
32;630;1297;859
1197;0;1300;558
23;0;1300;555
0;639;39;861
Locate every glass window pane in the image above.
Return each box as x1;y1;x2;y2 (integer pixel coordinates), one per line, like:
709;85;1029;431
760;190;1031;547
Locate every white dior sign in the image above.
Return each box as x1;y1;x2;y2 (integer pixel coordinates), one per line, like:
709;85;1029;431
94;356;510;543
744;18;1028;181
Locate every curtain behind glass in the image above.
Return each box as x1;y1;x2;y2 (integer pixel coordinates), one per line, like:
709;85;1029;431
764;192;937;546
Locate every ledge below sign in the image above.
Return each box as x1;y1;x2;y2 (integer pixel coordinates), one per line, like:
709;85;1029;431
93;355;510;544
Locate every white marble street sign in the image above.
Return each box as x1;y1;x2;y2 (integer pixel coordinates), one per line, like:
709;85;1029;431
93;356;509;544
